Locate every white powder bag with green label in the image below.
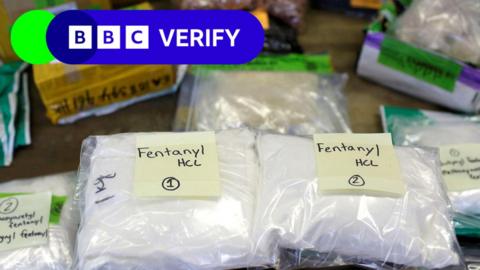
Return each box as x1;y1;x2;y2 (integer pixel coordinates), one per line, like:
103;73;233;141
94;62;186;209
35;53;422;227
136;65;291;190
253;133;463;269
0;172;77;270
74;129;268;269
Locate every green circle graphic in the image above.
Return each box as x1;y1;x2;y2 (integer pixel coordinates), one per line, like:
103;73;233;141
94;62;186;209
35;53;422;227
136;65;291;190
11;10;55;64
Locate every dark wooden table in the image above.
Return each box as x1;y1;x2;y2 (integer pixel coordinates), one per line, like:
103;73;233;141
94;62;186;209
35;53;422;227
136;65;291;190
0;10;442;181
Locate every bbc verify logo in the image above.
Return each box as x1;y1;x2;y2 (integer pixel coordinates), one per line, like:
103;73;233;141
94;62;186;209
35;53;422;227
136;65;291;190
69;26;241;50
11;9;263;65
69;26;149;49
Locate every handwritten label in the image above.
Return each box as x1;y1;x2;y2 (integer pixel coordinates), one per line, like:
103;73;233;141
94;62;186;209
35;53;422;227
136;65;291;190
314;133;405;197
134;132;221;197
378;37;462;92
0;192;51;252
440;144;480;191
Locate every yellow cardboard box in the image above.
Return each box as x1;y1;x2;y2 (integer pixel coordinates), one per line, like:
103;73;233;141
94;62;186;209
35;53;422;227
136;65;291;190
34;64;177;124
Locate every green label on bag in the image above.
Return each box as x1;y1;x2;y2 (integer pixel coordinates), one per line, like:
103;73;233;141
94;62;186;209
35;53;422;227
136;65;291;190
196;54;333;74
34;0;67;8
378;37;462;91
0;193;67;225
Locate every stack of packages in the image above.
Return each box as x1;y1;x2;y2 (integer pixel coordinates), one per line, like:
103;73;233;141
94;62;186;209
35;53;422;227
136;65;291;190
175;0;306;54
0;63;29;167
71;129;465;269
357;0;480;113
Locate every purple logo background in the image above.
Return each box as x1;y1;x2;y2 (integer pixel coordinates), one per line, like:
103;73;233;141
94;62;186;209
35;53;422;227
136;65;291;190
47;10;264;64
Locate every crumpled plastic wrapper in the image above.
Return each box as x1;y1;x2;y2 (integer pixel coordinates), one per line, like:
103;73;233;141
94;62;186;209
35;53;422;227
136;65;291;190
74;129;269;270
253;133;463;269
0;172;77;270
395;0;480;66
179;70;350;135
176;0;256;10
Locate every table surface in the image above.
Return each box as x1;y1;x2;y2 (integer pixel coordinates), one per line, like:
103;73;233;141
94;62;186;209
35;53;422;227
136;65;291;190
0;9;443;181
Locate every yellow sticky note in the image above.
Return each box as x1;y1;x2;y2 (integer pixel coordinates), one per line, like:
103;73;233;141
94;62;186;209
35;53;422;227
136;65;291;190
314;133;405;197
134;132;221;198
440;144;480;192
0;192;52;252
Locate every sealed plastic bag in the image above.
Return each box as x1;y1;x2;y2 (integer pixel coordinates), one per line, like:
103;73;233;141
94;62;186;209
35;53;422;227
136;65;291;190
253;133;463;269
177;70;350;135
395;0;480;66
382;106;480;226
75;129;267;269
0;172;77;270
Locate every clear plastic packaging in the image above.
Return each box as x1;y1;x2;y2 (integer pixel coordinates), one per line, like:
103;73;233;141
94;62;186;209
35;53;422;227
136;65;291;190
0;172;78;270
395;0;480;66
176;70;350;135
253;133;463;269
74;129;269;270
386;113;480;218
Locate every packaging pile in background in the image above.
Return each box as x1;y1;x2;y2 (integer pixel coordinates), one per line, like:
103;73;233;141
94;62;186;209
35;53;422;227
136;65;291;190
0;62;29;167
173;53;351;135
357;0;480;113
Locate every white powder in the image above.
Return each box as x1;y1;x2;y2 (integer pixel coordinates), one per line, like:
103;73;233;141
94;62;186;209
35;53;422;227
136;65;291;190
395;122;480;216
75;129;265;270
0;172;77;270
254;134;461;269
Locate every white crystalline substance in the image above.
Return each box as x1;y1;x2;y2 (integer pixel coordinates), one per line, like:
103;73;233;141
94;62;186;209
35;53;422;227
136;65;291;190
188;71;350;135
395;0;480;65
254;134;460;269
76;129;265;270
395;121;480;216
0;172;77;270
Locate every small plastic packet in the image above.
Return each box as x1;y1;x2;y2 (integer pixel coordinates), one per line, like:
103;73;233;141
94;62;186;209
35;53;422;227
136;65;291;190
0;62;30;167
253;133;463;269
381;105;480;238
395;0;480;66
0;172;78;270
74;129;269;269
174;70;350;135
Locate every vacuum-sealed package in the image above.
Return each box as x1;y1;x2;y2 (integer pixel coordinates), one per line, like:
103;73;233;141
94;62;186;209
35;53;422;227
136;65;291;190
175;70;350;135
75;129;268;269
0;172;77;270
395;0;480;66
253;133;463;269
382;105;480;237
